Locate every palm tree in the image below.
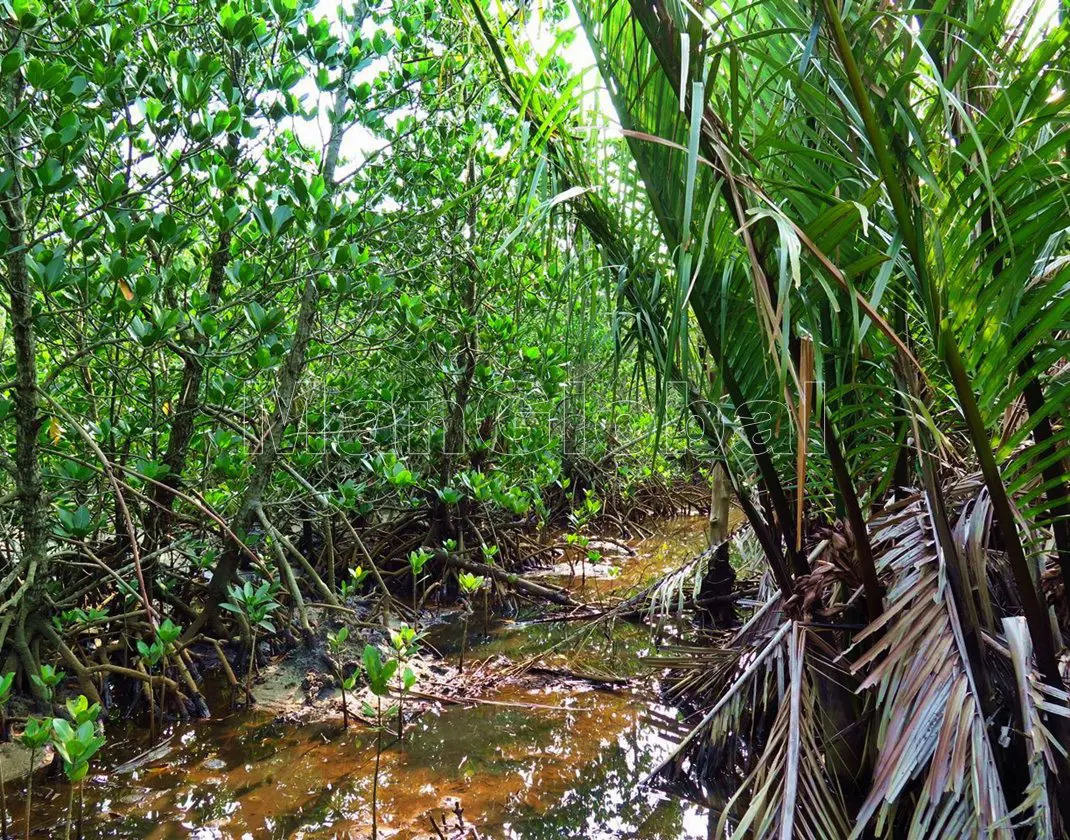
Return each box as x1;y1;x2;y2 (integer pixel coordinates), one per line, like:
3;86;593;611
467;0;1070;833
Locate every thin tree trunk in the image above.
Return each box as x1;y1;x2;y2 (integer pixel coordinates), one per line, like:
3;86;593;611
434;156;479;541
189;275;320;633
0;47;48;638
145;223;233;548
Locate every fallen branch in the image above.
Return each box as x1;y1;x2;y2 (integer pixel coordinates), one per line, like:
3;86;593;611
442;554;581;606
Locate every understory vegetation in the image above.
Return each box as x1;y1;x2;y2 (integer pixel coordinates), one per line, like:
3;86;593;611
0;0;1069;835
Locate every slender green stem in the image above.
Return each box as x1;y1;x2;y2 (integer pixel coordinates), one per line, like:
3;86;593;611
23;747;33;840
64;785;73;840
372;697;381;840
944;337;1061;683
146;673;156;746
396;669;404;741
338;660;348;730
459;616;468;675
159;657;167;732
245;629;257;706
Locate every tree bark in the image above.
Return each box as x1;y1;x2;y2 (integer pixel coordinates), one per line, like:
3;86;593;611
0;53;48;621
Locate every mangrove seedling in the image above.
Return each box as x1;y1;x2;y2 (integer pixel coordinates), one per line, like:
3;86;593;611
389;625;418;740
457;573;485;675
50;714;105;840
136;636;164;743
61;697;101;840
221;580;280;705
339;565;370;600
361;644;398;840
29;664;64;706
407;549;431;619
586;549;603;584
18;718;51;840
63;696;101;728
327;626;352;728
0;671;13;839
479;545;498;630
155;619;183;729
341;669;359;729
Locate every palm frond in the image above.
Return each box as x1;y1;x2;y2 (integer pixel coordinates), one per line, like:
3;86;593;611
847;490;1011;837
1003;616;1068;840
715;624;852;839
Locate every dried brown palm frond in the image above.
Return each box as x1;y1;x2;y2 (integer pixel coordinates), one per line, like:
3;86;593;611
648;587;786;712
1002;616;1069;840
714;624;852;839
846;487;1012;838
648;616;791;793
646;475;1070;838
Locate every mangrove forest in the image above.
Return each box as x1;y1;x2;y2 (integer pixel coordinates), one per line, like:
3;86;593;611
0;0;1068;835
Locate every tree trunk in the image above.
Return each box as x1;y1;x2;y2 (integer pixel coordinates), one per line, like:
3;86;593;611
434;155;479;541
0;52;48;630
192;274;320;632
698;462;736;626
145;224;232;549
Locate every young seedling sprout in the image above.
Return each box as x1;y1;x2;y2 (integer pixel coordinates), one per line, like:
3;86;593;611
407;549;431;624
29;664;63;708
326;626;352;729
135;635;164;744
456;573;485;675
18;718;51;840
339;565;370;600
51;697;104;840
63;696;102;840
21;665;62;839
221;580;280;706
155;619;182;728
389;625;418;740
480;545;498;630
361;644;398;840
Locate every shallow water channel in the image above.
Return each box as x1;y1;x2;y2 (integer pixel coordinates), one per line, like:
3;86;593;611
27;518;716;839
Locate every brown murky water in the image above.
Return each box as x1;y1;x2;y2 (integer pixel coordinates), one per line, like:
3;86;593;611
13;517;717;839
